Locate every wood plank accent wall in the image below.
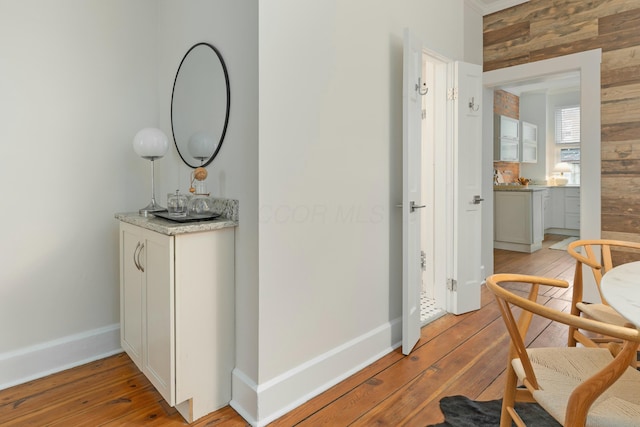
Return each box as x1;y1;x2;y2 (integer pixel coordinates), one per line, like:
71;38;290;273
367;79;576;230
484;0;640;244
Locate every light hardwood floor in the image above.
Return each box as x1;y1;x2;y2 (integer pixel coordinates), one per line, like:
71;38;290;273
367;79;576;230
0;234;574;426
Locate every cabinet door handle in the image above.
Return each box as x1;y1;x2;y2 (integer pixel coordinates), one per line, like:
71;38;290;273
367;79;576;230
137;243;145;273
133;242;141;271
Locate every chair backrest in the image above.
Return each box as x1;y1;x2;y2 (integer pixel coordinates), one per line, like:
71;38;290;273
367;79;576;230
486;273;640;425
567;239;640;304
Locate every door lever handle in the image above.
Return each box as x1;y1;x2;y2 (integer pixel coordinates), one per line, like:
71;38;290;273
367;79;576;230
410;201;426;212
473;195;484;204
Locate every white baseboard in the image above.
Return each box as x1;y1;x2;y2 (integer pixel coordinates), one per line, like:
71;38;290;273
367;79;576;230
494;240;542;253
230;369;259;425
545;227;580;237
230;318;402;427
0;324;122;390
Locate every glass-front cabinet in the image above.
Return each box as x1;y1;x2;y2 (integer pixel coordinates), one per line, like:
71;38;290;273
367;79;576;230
494;115;519;162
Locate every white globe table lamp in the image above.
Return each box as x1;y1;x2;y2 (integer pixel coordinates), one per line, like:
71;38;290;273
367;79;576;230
133;127;169;215
553;162;572;186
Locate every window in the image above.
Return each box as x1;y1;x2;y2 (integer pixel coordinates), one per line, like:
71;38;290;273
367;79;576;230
561;162;581;186
560;148;580;162
555;105;580;144
555;105;581;185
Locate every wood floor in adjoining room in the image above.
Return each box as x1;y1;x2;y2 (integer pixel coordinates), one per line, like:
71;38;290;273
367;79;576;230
0;234;574;426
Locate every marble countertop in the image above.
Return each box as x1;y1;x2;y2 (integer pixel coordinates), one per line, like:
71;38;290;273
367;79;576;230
115;197;239;236
115;212;237;235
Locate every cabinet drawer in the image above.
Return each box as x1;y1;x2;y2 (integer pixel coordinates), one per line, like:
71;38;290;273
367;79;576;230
565;188;580;198
565;197;580;214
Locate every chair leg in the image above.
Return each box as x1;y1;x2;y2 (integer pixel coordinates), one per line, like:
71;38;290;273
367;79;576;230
567;325;577;347
568;261;582;348
501;364;519;427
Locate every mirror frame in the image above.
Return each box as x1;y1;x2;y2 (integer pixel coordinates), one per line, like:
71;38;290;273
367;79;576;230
170;42;230;168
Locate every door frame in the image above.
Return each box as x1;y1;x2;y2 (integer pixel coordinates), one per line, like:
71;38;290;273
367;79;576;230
482;49;602;302
421;50;483;314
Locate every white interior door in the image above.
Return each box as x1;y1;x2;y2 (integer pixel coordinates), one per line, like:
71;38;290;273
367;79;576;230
402;28;423;355
448;61;483;315
421;55;435;299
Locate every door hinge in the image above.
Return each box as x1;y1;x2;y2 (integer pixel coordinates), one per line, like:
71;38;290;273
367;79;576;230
422;109;427;120
447;87;458;100
420;250;426;271
447;278;457;291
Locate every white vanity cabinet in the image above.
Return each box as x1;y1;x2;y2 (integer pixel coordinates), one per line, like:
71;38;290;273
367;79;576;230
121;224;174;402
117;213;236;423
494;189;544;253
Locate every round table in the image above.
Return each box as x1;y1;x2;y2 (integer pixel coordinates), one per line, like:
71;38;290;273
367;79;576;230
601;260;640;328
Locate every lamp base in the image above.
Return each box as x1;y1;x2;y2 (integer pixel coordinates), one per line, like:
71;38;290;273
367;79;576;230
139;199;166;217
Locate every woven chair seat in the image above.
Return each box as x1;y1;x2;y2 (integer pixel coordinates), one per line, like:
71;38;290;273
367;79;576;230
576;302;630;327
513;347;640;426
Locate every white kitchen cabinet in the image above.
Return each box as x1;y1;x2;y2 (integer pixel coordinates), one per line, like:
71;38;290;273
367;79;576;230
542;189;550;231
564;187;580;230
546;187;580;236
494;115;520;162
494;189;544;253
548;187;565;229
118;214;236;423
521;121;537;163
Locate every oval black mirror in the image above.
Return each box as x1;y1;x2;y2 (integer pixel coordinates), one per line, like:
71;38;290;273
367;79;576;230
171;42;230;168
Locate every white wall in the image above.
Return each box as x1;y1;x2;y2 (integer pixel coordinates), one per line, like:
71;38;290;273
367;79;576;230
253;0;472;424
464;0;484;65
0;0;157;387
155;0;260;392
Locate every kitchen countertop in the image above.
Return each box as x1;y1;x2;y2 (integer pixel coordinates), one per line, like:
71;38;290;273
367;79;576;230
494;185;579;191
494;185;548;192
